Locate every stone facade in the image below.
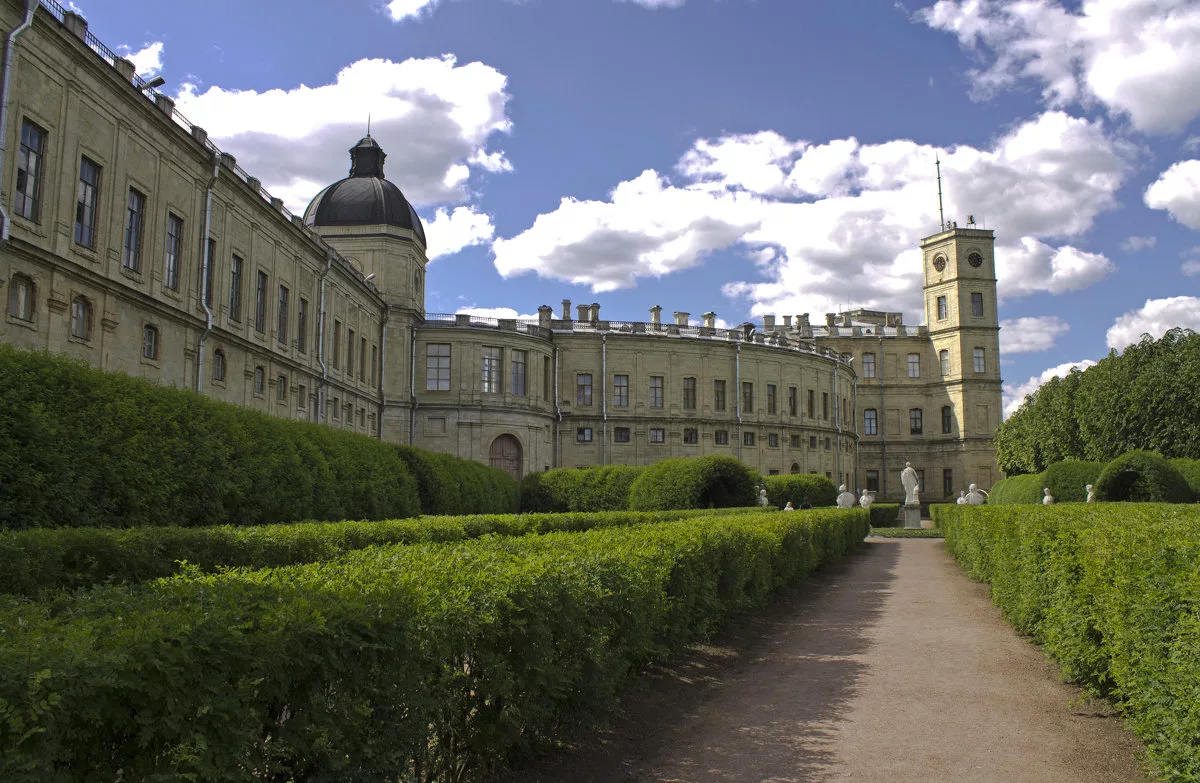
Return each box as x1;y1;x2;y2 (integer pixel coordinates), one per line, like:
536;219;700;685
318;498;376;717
0;0;1002;502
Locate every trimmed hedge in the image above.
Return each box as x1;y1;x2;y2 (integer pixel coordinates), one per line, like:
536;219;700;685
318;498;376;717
627;456;757;511
0;507;768;597
0;509;869;780
867;503;901;527
763;473;838;508
1094;450;1191;503
988;473;1043;504
1168;458;1200;502
520;465;646;512
933;504;1200;781
1041;460;1104;503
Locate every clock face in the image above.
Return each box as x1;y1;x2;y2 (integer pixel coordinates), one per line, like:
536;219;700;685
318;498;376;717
968;252;983;268
933;256;946;272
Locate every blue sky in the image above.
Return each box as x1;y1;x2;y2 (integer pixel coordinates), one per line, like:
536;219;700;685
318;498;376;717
80;0;1200;414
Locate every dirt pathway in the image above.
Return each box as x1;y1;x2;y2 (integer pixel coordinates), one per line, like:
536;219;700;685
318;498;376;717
507;539;1151;782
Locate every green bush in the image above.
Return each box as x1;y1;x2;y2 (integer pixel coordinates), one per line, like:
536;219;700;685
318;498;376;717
524;466;646;512
933;503;1200;780
627;456;757;511
868;503;901;527
988;473;1044;504
0;509;869;780
1041;460;1104;503
1094;450;1191;503
763;473;837;508
1168;458;1200;502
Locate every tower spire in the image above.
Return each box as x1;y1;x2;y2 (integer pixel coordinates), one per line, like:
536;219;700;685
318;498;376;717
935;154;945;232
366;113;371;137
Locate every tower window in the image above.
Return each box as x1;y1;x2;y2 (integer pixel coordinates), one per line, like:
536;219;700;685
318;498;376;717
907;353;920;378
939;349;950;376
971;292;984;318
123;188;146;272
910;407;923;435
942;405;954;434
864;408;877;435
973;347;986;373
426;343;451;390
936;295;947;321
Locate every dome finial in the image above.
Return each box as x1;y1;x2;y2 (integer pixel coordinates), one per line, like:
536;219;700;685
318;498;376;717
366;112;371;137
349;135;385;178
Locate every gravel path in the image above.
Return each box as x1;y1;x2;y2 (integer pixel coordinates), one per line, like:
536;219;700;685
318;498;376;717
507;539;1152;782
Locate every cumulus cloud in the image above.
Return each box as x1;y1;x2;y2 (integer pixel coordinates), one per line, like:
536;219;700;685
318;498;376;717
999;315;1069;353
1003;360;1097;418
454;306;541;320
386;0;442;21
174;55;512;213
1183;260;1200;276
919;0;1200;134
1121;235;1157;252
117;41;164;78
1106;296;1200;350
1145;160;1200;229
494;111;1128;319
425;206;495;261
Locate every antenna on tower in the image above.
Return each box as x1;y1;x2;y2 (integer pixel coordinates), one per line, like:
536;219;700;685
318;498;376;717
366;113;372;136
935;154;945;232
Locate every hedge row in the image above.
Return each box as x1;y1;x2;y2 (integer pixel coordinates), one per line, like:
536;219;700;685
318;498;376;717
627;455;758;510
867;504;901;527
989;452;1195;504
519;465;646;512
0;509;870;781
0;507;774;597
933;503;1200;780
0;344;516;529
763;473;838;508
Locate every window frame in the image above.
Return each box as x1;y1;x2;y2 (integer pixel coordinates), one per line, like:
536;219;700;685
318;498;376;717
7;274;34;322
254;270;268;333
122;188;146;272
907;353;921;378
297;298;308;353
164;213;183;291
713;379;726;411
939;349;950;376
228;255;244;323
277;285;289;345
614;426;631;443
482;345;502;393
212;348;227;383
741;381;753;414
576;373;593;406
277;374;289;403
426;343;451;391
141;323;159;361
15;119;47;222
74;156;101;248
253;366;265;396
511;349;527;396
69;295;92;341
936;295;948;321
714;429;729;445
971;292;984;318
683;427;699;444
649;375;664;409
862;352;875;379
576;426;593;443
767;383;777;415
942;405;954;434
743;431;756;447
973;347;985;374
683;377;697;410
613;374;629;407
649;427;665;444
864;407;878;436
909;407;923;435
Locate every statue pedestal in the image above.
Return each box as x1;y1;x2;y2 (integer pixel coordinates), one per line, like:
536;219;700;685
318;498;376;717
903;503;922;529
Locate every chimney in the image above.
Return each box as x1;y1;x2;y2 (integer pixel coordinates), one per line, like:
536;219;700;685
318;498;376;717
673;311;689;326
190;125;209;145
783;315;792;328
742;322;755;341
825;313;836;328
113;58;136;83
63;11;89;40
650;305;662;326
562;299;572;321
797;314;809;327
538;305;553;329
590;303;600;321
703;311;716;328
577;304;590;322
154;93;175;116
763;314;776;330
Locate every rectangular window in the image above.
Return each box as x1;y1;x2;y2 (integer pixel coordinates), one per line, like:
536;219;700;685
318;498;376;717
650;427;665;444
790;434;800;448
683;377;697;410
713;379;726;411
971;292;984;318
576;373;593;406
742;381;753;413
650;376;664;408
543;356;552;401
277;285;290;345
228;254;243;321
864;408;878;435
70;296;91;340
253;366;265;396
862;353;876;378
576;427;593;442
936;295;948;320
684;427;698;444
917;470;925;493
807;389;814;417
768;433;779;447
202;240;215;310
333;321;342;369
910;407;923;435
359;337;368;381
15;119;46;221
482;346;501;393
254;271;268;332
298;384;307;409
715;429;729;445
767;384;777;414
809;435;817;449
511;349;527;396
613;374;629;407
942;405;954;434
614;426;631;443
743;431;756;447
277;374;288;403
973;347;985;373
824;437;831;451
939;349;950;376
907;353;920;378
332;396;340;419
822;392;829;420
141;324;158;360
346;329;356;377
866;470;879;492
123;188;146;272
426;343;450;390
8;275;33;321
163;214;183;290
371;344;378;386
944;469;954;498
75;157;100;247
297;298;308;353
788;386;797;416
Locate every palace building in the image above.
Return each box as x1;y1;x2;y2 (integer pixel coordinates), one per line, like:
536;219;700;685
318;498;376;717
0;0;1002;502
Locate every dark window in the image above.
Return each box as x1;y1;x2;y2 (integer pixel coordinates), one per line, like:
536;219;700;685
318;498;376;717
164;214;183;290
742;382;753;413
649;376;663;408
809;435;817;449
577;373;593;405
940;349;950;376
277;374;288;403
943;469;954;497
613;374;629;406
16;120;46;221
942;405;954;434
212;349;226;382
75;157;100;247
253;366;265;396
788;386;797;416
743;431;756;447
346;329;355;377
141;324;158;360
297;298;308;352
69;296;92;340
866;470;879;492
768;433;779;447
277;285;289;344
862;353;875;378
123;188;146;272
614;426;631;443
713;380;726;411
822;392;829;420
332;321;342;369
254;271;268;332
936;295;947;320
910;407;924;435
576;427;592;442
202;239;215;310
715;429;729;445
790;434;800;448
683;377;696;409
359;338;367;382
427;343;451;390
371;344;378;386
650;427;665;443
864;408;877;435
511;350;527;396
228;255;244;322
971;292;984;318
683;428;698;444
767;384;777;414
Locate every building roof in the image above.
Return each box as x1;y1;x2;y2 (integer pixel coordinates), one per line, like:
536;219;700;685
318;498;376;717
303;136;426;246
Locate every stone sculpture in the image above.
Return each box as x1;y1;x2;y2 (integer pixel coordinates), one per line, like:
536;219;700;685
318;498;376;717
956;491;967;505
836;484;856;509
758;488;769;507
900;462;920;506
1042;487;1054;505
1086;484;1095;503
859;489;873;509
965;483;987;505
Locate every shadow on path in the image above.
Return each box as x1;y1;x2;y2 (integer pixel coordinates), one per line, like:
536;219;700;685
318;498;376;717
504;541;900;783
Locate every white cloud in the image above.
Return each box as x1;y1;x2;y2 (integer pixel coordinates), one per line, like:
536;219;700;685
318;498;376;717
1003;360;1097;418
386;0;442;21
425;206;495;261
1106;296;1200;349
919;0;1200;134
174;55;512;213
117;41;164;78
1145;160;1200;229
454;306;541;320
494;111;1129;319
999;315;1069;353
1121;235;1157;251
1183;260;1200;276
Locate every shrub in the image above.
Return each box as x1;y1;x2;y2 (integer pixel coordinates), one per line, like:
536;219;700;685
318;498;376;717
1168;458;1200;502
1041;460;1104;503
627;456;757;511
1094;450;1191;503
762;473;838;508
525;466;646;512
988;473;1044;504
868;503;901;527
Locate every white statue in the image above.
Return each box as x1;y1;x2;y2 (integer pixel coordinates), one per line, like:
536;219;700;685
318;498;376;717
1042;487;1055;505
956;490;967;505
836;484;856;509
1086;484;1095;503
900;462;920;506
859;489;873;509
965;483;987;505
783;501;795;512
758;488;769;507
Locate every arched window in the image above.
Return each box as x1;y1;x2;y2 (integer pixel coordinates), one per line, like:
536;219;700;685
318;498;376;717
212;349;227;382
141;324;159;360
488;434;523;481
790;463;800;474
69;295;92;340
7;274;34;321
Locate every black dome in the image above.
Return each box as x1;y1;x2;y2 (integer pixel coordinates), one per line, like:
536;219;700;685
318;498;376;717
303;136;426;247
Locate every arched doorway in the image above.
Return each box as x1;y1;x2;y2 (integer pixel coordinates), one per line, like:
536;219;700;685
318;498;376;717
489;434;523;481
790;463;801;474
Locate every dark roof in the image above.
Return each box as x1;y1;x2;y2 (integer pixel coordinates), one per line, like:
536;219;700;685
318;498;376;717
303;136;426;246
